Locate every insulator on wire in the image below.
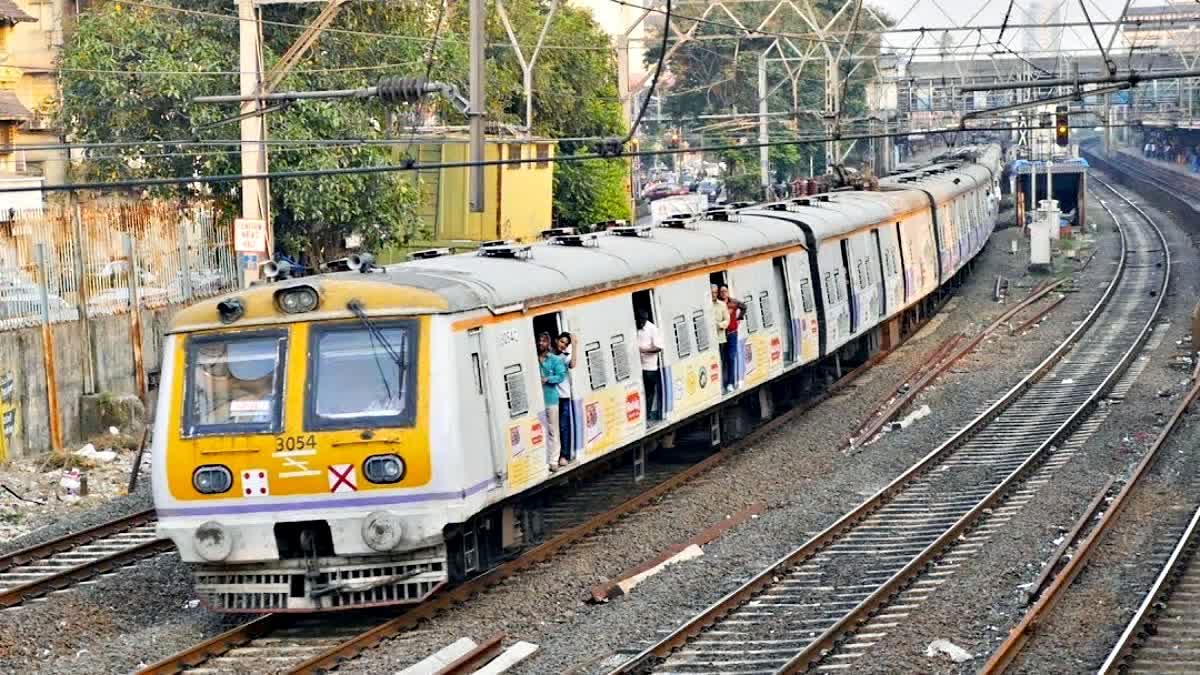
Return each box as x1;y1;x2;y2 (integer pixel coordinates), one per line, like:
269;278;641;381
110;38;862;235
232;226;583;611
376;77;431;104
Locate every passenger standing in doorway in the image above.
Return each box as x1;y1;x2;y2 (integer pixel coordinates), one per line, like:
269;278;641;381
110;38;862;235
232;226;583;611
636;310;664;422
711;285;731;392
718;286;746;392
537;332;567;473
555;332;577;465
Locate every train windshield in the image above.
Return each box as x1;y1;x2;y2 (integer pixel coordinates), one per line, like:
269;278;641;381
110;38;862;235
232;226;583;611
184;332;286;436
307;321;418;429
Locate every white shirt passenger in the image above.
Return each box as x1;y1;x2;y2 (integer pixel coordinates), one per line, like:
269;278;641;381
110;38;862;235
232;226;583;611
556;347;572;399
638;321;662;371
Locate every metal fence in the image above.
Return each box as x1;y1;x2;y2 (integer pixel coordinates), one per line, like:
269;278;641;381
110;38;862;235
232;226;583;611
0;199;239;332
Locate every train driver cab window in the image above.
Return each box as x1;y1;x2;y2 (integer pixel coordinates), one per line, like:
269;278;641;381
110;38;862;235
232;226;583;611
306;321;418;429
184;332;286;436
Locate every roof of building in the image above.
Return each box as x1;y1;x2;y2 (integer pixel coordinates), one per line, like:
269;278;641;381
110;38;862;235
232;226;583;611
0;1;35;23
0;91;33;121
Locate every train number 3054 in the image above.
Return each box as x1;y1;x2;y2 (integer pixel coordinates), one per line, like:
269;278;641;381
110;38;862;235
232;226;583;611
274;434;318;452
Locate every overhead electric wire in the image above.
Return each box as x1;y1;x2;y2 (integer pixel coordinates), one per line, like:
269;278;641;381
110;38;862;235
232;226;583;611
623;0;671;144
0;121;1150;196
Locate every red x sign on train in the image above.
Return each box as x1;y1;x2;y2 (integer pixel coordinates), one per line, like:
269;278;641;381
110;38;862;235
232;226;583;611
328;464;357;493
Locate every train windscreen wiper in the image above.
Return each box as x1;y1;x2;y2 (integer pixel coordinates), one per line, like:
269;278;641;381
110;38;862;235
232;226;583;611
346;299;409;400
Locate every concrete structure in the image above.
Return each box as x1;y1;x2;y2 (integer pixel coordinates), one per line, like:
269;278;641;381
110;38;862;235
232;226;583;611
1011;158;1088;230
394;136;554;256
1121;3;1200;51
0;303;176;459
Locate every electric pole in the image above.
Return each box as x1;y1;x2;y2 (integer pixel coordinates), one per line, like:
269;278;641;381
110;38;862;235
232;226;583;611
238;0;270;284
469;0;486;213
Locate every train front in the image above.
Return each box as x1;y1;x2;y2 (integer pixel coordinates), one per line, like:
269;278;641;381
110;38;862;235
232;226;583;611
152;275;452;612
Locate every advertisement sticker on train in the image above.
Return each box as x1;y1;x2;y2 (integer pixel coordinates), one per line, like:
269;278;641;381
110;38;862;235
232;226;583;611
530;420;544;448
625;389;642;422
508;425;524;456
585;401;603;444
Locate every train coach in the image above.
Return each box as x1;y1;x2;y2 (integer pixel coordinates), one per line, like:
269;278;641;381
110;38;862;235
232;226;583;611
152;144;1002;612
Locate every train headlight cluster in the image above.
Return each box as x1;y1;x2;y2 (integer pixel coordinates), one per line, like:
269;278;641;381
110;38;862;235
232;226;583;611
193;465;233;494
275;285;320;314
364;454;406;484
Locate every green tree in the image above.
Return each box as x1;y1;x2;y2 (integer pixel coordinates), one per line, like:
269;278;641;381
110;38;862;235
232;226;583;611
58;0;460;263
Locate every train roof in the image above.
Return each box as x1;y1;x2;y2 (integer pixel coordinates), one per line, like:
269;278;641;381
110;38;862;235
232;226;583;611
170;147;1003;332
169;211;811;332
395;211;804;313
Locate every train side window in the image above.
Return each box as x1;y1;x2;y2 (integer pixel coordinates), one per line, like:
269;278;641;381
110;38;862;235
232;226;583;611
470;353;483;395
758;291;774;328
610;334;631;381
692;310;711;352
823;271;833;303
584;341;608;390
832;270;842;303
672;314;692;358
503;364;528;418
743;295;760;333
798;278;814;313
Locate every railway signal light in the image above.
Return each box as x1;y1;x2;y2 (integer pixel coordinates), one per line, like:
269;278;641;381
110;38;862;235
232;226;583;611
1055;110;1069;147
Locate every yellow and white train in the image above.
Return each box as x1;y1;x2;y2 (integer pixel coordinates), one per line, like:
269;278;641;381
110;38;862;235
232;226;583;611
153;145;1002;612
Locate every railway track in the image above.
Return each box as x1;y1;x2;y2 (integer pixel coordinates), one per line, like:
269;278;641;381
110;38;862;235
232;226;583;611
608;180;1168;674
969;171;1200;675
0;508;170;609
139;294;966;675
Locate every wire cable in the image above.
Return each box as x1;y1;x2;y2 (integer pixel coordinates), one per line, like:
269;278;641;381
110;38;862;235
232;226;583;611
0;121;1149;196
622;0;670;144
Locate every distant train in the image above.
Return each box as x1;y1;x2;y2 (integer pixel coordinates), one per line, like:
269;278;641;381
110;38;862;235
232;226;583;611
152;145;1003;612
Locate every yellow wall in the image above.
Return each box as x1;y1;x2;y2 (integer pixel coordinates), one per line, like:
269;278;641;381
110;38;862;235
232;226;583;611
418;140;554;246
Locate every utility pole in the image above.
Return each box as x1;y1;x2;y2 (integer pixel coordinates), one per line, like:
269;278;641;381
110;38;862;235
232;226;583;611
238;0;269;285
469;0;486;213
758;52;770;198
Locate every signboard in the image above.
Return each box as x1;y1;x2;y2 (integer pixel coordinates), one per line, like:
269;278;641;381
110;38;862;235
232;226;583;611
234;218;268;253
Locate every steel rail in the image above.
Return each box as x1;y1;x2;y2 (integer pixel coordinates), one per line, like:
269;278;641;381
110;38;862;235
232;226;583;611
610;178;1165;674
980;175;1184;675
137;615;287;675
1098;501;1200;673
848;279;1067;448
0;508;156;573
435;633;506;675
0;537;173;608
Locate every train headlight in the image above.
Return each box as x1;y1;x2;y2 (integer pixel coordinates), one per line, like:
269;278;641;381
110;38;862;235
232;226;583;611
364;454;406;484
275;285;319;314
192;465;233;494
362;511;404;551
193;521;233;561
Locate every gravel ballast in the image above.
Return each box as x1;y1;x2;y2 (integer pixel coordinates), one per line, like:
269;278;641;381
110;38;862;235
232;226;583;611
816;171;1200;674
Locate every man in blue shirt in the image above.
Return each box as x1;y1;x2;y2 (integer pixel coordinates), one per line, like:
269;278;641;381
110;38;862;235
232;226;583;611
538;332;567;473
